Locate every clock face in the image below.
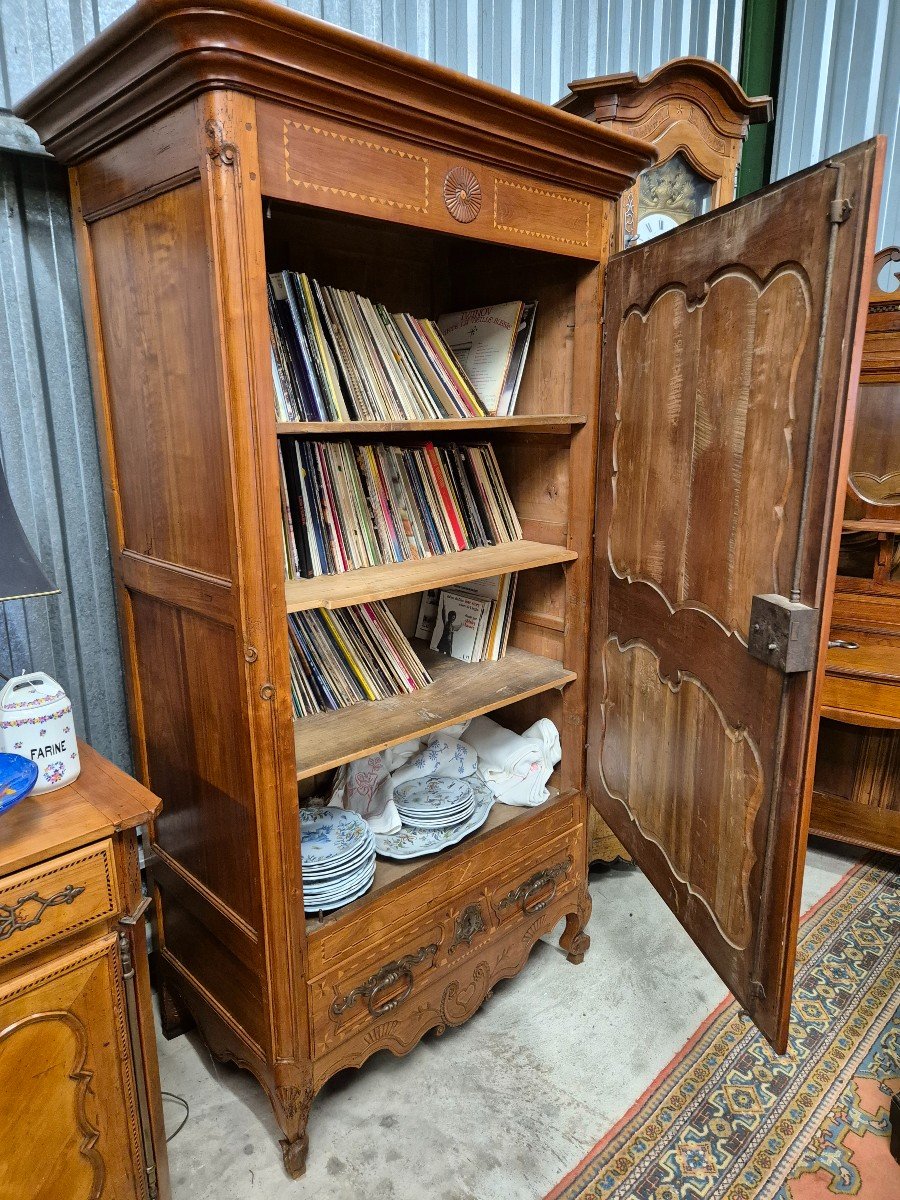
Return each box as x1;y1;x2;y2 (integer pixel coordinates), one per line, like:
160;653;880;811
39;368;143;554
636;212;678;242
627;151;713;246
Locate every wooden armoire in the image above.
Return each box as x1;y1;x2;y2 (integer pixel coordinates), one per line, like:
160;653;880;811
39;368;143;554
812;246;900;852
17;0;884;1178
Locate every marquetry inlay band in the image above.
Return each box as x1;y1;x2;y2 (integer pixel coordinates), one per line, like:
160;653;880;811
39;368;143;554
492;177;591;248
283;120;429;213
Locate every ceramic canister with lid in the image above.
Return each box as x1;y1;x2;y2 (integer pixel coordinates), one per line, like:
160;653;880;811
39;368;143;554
0;673;81;794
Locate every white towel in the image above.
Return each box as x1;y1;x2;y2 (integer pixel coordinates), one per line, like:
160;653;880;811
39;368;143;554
462;716;560;807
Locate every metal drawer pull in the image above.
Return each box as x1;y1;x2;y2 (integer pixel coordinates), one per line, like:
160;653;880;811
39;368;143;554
499;858;572;915
330;942;438;1019
0;883;85;941
828;639;859;650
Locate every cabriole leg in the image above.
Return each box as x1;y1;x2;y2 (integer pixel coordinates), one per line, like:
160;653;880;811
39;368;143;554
559;887;592;964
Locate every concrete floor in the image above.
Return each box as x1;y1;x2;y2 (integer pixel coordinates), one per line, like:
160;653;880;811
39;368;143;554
158;840;857;1200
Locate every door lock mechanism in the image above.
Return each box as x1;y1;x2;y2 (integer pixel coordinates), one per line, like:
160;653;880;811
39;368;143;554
748;594;819;673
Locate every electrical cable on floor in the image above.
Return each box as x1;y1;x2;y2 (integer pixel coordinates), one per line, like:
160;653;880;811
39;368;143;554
162;1091;190;1142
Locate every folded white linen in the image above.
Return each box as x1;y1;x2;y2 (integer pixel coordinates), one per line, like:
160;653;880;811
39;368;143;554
461;716;561;807
389;730;478;792
328;725;476;833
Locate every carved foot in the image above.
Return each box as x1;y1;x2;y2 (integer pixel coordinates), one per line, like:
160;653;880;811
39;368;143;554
280;1130;309;1180
559;889;592;965
156;971;195;1040
274;1082;313;1179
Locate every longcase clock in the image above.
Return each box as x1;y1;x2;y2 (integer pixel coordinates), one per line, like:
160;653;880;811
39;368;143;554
558;57;771;252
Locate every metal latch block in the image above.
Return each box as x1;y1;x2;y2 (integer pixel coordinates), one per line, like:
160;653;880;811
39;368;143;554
748;594;818;673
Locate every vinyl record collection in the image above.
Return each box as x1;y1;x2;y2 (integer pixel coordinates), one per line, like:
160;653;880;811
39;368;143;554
288;601;432;717
279;438;523;580
416;574;518;663
269;272;487;421
268;272;536;422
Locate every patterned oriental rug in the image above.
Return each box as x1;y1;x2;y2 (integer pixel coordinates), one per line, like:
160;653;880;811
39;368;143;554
547;856;900;1200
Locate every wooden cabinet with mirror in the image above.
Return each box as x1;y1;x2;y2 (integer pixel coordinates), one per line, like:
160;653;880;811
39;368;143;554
558;58;772;861
18;0;883;1177
812;247;900;853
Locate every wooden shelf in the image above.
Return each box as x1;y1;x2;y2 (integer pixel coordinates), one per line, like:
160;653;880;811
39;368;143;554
842;519;900;534
276;415;587;436
284;540;576;612
305;785;572;931
294;644;575;779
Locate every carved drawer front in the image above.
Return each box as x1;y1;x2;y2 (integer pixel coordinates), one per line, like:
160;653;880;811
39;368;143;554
307;790;580;977
489;825;581;928
309;916;445;1056
0;841;119;966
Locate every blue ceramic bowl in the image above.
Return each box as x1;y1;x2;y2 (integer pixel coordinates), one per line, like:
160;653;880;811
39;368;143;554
0;753;39;815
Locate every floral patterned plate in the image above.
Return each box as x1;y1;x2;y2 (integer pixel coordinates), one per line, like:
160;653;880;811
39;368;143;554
374;780;494;861
394;776;474;815
304;868;376;914
302;833;374;879
300;807;373;869
303;858;376;903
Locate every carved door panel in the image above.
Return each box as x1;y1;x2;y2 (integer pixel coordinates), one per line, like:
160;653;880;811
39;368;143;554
0;935;147;1199
587;140;883;1050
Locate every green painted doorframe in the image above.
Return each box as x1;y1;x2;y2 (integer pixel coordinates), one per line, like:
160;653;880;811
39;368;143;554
739;0;788;195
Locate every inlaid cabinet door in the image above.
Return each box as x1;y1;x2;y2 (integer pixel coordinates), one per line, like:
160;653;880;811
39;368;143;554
0;935;148;1200
587;139;884;1050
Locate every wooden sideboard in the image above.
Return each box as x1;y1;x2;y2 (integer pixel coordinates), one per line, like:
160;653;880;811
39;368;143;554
0;743;169;1200
811;247;900;853
17;0;883;1176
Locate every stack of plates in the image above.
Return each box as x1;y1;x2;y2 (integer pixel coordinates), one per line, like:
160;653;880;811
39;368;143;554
394;778;477;828
300;808;376;913
375;777;495;861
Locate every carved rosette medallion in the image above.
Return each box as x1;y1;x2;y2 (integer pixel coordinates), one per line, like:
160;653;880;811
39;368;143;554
443;166;482;223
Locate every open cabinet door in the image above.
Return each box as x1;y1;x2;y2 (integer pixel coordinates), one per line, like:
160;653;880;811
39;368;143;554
587;139;884;1050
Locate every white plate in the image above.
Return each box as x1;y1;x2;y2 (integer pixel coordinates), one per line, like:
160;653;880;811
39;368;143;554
393;777;474;815
304;867;376;913
400;803;478;830
300;807;373;869
303;859;376;899
374;782;494;861
302;838;374;880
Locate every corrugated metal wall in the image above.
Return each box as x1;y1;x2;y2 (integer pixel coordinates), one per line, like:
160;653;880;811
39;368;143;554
0;0;742;770
0;146;132;767
772;0;900;249
0;2;743;108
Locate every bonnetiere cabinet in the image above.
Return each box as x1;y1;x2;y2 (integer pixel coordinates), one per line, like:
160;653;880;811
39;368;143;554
17;0;883;1177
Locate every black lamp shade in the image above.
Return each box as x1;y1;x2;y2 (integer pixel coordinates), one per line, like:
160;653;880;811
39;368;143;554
0;457;58;601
